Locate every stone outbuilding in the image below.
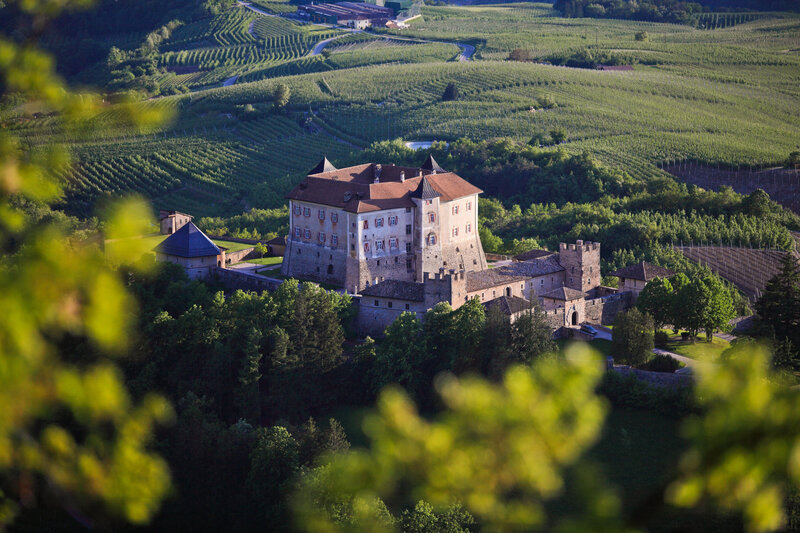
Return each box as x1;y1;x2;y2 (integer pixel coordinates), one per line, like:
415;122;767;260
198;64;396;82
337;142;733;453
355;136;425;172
154;222;224;279
608;261;674;298
266;236;286;257
159;210;192;235
540;286;587;326
482;295;532;323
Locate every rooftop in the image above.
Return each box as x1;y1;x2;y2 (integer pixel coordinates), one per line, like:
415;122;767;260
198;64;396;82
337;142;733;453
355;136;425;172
466;268;529;292
540;286;586;301
287;162;482;213
483;295;532;316
608;261;675;281
514;249;555;262
359;279;425;301
506;255;565;277
154;222;221;258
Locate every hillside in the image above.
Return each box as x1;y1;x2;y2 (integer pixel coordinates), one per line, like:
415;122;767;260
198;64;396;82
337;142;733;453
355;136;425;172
5;2;800;223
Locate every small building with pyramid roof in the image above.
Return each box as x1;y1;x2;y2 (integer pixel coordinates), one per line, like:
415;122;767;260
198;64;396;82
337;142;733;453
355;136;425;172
154;221;225;279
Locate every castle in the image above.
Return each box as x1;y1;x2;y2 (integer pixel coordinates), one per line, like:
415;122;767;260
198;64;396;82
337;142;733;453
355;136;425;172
282;158;627;336
281;156;487;292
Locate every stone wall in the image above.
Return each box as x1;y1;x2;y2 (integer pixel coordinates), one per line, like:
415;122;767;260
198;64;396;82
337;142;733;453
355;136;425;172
211;267;282;292
584;292;633;325
224;247;256;264
353;295;427;337
282;239;349;287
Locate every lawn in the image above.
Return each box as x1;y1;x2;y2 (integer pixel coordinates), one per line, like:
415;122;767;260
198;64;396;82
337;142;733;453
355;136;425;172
664;334;731;360
556;338;613;357
245;256;283;266
213;239;253;252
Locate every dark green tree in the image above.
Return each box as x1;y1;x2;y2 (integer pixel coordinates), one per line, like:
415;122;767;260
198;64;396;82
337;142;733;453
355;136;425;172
246;426;300;528
399;500;476;533
611;308;654;366
442;82;459;101
273;83;290;111
755;254;800;351
637;276;674;333
510;307;556;365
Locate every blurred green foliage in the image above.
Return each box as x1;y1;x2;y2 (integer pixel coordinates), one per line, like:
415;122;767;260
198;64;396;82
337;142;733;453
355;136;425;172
0;0;173;525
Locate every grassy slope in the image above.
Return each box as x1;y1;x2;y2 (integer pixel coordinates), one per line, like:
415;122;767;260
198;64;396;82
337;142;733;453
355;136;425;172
17;4;800;218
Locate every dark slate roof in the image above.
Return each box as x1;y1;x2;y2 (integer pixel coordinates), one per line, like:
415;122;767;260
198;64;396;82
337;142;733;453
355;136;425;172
420;155;445;172
507;256;565;277
410;176;441;199
360;279;425;301
154;222;221;258
540;286;586;301
608;261;674;281
483;295;531;316
266;236;286;245
514;249;555;262
309;157;337;174
466;268;529;292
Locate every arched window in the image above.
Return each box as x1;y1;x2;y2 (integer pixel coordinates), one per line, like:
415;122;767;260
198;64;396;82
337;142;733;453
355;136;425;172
427;233;436;245
428;213;436;223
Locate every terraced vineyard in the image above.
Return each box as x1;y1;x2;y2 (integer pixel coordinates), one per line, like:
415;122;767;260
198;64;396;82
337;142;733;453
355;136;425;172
17;3;798;219
675;246;792;301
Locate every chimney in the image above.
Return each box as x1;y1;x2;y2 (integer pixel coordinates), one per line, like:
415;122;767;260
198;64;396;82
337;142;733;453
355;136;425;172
374;164;382;183
400;171;405;182
432;169;437;175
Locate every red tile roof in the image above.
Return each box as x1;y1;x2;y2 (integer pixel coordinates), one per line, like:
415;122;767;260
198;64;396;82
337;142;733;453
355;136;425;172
287;163;482;213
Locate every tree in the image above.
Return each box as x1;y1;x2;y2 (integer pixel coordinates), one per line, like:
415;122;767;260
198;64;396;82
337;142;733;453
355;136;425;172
442;82;458;101
273;83;290;111
755;254;800;350
788;150;800;169
550;128;567;144
612;308;654;366
637;276;674;332
0;0;173;525
399;500;475;533
508;48;534;62
510;307;556;365
246;426;300;527
635;30;649;41
699;274;735;342
677;276;711;339
254;242;268;258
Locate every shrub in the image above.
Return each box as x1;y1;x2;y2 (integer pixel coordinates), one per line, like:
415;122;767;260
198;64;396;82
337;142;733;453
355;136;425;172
654;330;670;347
639;354;683;373
635;31;649;41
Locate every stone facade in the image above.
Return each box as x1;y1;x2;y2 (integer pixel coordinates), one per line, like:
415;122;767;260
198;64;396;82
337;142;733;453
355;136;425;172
159;210;192;235
282;161;485;293
558;240;601;293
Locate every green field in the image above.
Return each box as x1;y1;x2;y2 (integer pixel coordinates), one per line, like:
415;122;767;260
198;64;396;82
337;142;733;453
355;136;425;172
13;3;799;220
664;334;731;359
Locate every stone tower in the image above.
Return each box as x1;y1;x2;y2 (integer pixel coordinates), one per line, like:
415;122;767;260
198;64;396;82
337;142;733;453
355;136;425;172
412;176;443;281
558;240;601;293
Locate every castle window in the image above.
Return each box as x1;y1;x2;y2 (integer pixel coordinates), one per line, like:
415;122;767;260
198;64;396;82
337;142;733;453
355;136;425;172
571;266;575;273
363;220;369;230
364;242;370;252
541;279;544;285
304;207;311;217
452;227;458;237
467;201;472;210
389;238;398;250
375;300;379;306
452;205;459;215
331;235;338;247
376;240;385;251
406;259;412;270
351;244;355;251
405;224;412;235
466;223;471;233
405;303;410;310
428;213;436;223
294;227;301;238
395;257;398;263
406;242;412;253
377;260;380;266
294;205;301;216
388;216;398;226
304;229;311;239
319;210;325;220
318;232;326;243
589;266;593;273
388;301;393;308
405;207;411;213
331;212;338;223
425;199;433;205
376;217;384;228
427;233;436;245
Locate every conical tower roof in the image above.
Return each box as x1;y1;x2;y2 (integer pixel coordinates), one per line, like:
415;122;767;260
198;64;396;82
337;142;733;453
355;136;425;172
420;155;445;173
154;222;221;258
410;176;441;199
309;157;337;174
